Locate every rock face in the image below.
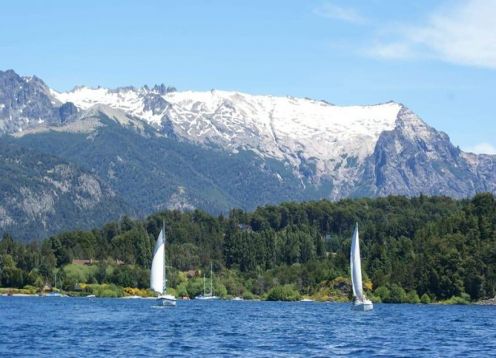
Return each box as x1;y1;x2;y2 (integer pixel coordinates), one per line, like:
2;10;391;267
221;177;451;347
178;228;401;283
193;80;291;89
355;107;496;198
0;139;128;240
477;297;496;305
0;69;79;133
58;102;79;123
0;69;495;240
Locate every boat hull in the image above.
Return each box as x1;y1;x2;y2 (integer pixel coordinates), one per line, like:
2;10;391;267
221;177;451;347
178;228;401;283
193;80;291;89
158;294;177;306
195;295;219;300
352;301;373;311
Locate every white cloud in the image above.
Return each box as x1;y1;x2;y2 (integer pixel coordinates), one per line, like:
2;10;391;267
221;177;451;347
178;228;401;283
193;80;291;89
314;2;365;24
464;142;496;155
367;0;496;69
365;42;416;60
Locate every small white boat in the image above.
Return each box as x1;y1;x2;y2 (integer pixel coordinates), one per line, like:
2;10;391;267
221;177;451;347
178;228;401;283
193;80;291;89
44;292;63;297
300;298;314;302
350;223;373;311
157;293;177;306
195;295;219;300
150;224;176;307
232;297;243;301
195;263;219;300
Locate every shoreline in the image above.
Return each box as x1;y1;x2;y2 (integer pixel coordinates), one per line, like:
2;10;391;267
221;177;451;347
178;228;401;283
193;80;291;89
2;293;494;305
476;297;496;305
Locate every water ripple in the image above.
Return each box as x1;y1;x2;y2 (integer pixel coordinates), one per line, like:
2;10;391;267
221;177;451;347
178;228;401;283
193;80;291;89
1;298;495;357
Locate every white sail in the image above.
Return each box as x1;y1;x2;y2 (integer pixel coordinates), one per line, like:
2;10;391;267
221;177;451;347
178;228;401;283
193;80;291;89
350;223;364;301
150;229;165;294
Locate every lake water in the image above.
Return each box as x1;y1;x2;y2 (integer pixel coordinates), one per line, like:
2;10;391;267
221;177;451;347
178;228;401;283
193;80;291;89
1;297;495;357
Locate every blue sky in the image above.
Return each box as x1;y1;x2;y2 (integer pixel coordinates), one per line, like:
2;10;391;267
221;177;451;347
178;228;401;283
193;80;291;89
1;0;495;153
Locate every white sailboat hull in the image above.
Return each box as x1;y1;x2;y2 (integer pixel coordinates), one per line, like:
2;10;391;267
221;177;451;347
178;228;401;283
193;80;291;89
158;294;177;306
352;300;373;311
195;295;219;300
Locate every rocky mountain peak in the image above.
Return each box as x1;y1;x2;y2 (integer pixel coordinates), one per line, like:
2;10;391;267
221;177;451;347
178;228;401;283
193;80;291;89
1;69;495;211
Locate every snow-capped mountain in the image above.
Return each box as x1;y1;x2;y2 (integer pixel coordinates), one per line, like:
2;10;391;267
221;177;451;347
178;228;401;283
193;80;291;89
49;85;412;195
51;86;401;169
1;69;495;239
49;82;496;199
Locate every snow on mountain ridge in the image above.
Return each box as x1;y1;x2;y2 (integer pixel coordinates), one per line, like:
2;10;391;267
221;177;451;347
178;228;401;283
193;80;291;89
51;86;404;179
51;86;164;125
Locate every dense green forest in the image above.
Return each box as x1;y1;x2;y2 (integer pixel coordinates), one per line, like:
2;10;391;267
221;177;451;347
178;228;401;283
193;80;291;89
1;194;495;303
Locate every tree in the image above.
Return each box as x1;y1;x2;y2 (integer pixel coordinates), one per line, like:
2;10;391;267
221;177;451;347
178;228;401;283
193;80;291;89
266;285;301;301
420;293;431;304
388;284;407;303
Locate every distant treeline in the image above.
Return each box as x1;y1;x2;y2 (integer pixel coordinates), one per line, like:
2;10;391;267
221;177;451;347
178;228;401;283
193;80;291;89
1;194;495;301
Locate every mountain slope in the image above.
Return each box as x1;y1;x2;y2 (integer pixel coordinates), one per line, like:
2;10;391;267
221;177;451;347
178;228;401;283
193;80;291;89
51;86;403;183
0;139;129;240
0;69;495;240
49;83;496;199
14;110;328;216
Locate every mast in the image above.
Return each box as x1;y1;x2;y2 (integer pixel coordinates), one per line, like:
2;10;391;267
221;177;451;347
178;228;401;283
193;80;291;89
163;220;166;295
210;263;213;296
203;274;206;295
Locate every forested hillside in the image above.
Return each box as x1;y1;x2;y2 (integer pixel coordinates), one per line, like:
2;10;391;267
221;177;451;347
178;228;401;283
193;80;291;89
1;194;495;302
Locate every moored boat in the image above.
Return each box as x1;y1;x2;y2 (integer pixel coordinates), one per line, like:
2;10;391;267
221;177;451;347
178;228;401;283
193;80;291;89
195;263;219;300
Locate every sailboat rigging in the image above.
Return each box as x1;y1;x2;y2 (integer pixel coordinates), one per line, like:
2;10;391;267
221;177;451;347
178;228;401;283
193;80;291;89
350;223;373;311
150;222;176;306
195;263;219;300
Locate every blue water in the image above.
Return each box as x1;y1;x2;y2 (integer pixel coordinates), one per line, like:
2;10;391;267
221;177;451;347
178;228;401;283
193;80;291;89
1;298;495;357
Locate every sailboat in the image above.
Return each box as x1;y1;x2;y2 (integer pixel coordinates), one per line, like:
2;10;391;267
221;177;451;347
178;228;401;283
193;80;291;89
195;263;219;300
350;223;373;311
150;224;176;306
